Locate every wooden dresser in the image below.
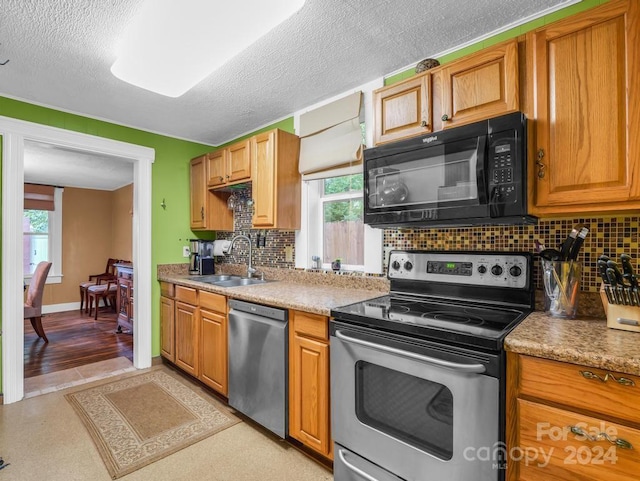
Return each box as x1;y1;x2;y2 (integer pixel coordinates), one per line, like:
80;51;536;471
114;263;133;333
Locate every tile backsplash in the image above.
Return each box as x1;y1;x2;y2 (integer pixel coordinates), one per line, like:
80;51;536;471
215;187;638;294
383;215;639;293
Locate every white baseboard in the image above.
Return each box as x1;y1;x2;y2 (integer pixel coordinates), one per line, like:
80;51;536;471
42;299;114;314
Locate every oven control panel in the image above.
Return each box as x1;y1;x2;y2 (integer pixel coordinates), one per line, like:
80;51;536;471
388;251;528;289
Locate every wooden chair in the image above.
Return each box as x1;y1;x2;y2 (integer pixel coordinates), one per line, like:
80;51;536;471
25;261;53;342
79;258;119;313
86;277;118;320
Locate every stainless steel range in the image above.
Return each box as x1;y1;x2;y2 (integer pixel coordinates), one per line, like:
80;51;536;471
330;250;534;481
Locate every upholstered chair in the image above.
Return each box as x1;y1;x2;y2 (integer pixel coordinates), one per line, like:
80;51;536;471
24;261;53;342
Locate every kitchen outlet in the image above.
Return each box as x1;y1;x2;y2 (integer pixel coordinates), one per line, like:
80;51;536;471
182;246;191;258
285;246;294;262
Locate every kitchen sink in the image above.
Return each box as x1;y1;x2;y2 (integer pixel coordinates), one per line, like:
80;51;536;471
190;275;234;282
213;277;271;287
190;274;272;287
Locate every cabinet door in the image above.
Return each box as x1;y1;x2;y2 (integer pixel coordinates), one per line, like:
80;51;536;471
227;140;251;184
189;155;207;229
373;73;432;145
207;150;227;188
160;295;175;362
175;301;199;377
530;0;640;212
289;311;331;458
199;308;228;396
251;131;277;227
439;39;518;128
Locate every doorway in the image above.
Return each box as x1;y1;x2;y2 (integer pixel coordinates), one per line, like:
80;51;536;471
1;115;154;404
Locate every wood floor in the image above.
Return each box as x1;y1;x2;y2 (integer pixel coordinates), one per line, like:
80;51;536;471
24;307;133;378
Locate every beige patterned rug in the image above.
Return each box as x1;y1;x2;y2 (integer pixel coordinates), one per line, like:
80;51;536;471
65;369;240;479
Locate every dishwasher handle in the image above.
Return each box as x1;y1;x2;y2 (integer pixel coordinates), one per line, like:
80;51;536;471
334;329;486;374
228;299;287;322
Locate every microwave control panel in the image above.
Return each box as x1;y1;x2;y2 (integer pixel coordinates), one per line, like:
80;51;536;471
487;136;519;205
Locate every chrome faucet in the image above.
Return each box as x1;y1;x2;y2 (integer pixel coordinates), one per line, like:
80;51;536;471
229;234;255;278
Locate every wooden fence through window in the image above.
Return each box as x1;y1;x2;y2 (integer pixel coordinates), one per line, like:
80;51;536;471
323;220;364;265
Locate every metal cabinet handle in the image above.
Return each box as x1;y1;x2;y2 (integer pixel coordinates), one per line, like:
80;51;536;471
334;330;486;373
536;149;546;178
219;176;224;182
569;425;633;449
200;206;204;220
338;449;381;481
421;120;428;127
226;174;230;179
441;114;450;121
580;370;636;386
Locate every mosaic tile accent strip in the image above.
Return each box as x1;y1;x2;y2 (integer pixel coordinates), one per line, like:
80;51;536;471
383;216;640;293
215;185;297;269
213;184;637;294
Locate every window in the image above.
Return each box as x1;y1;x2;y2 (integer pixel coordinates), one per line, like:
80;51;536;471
302;171;382;273
319;174;363;269
23;187;63;284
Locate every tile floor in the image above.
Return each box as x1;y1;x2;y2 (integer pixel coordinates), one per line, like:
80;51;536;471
23;357;136;398
1;363;333;481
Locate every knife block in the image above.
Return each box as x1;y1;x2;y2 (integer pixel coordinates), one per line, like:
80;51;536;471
600;284;640;333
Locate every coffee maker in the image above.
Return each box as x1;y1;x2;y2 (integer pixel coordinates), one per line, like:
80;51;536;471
189;239;215;275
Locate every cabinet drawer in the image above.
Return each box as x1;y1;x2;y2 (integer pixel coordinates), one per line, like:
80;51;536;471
175;285;198;305
519;356;640;424
160;282;174;298
518;398;640;481
292;311;328;341
200;290;226;313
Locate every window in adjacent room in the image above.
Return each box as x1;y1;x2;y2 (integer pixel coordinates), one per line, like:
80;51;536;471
23;185;63;284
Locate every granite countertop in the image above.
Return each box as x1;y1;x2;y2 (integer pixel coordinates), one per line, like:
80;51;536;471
505;311;640;376
158;268;388;317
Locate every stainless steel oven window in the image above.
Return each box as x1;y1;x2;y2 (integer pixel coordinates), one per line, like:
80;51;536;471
355;360;453;460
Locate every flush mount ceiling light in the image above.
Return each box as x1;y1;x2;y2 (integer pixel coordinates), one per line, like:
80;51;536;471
111;0;306;98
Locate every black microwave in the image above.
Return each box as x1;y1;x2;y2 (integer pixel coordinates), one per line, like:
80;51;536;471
364;112;536;228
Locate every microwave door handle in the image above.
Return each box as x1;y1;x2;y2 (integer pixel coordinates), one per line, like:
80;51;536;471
475;134;488;205
334;330;486;374
338;449;382;481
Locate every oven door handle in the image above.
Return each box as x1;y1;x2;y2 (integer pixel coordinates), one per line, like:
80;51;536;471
338;449;381;481
335;330;486;374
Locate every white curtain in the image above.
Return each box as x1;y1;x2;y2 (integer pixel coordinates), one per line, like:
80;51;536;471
298;91;363;179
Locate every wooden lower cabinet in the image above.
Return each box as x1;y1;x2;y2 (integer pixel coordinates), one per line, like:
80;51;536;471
159;295;175;362
288;310;332;459
507;353;640;481
199;291;228;396
173;285;200;377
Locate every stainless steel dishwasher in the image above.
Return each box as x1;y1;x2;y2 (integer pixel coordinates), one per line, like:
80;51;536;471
227;299;288;438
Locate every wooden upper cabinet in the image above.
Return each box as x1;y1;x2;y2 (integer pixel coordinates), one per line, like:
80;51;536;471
528;0;640;214
439;39;519;128
373;73;432;145
191;154;234;231
251;129;301;229
208;141;251;188
206;150;227;188
226;140;251;184
189;155;207;229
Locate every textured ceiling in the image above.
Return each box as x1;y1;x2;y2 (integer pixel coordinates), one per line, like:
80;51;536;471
3;0;575;189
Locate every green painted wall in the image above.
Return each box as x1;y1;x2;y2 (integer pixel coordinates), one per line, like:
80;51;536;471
0;96;214;382
384;0;609;85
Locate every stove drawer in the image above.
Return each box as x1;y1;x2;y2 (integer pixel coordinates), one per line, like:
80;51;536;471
518;398;639;481
519;355;640;424
334;444;404;481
